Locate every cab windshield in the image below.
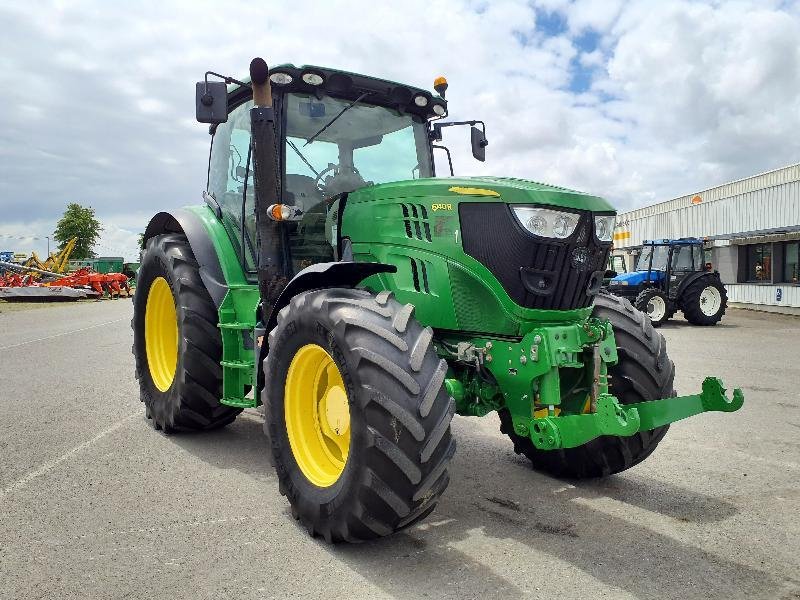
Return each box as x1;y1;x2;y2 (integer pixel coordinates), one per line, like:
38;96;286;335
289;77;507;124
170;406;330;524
636;245;670;271
283;92;432;209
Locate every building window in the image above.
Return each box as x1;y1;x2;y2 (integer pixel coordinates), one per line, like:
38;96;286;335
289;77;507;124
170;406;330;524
745;243;772;282
785;242;799;284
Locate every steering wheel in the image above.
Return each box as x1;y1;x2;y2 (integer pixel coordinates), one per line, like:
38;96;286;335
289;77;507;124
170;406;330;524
314;163;364;198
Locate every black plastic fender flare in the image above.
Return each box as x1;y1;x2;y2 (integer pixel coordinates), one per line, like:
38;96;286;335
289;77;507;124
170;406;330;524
143;210;228;307
256;260;396;391
675;270;721;305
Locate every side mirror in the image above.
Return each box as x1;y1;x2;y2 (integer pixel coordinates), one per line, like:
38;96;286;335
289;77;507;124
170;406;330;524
470;126;488;162
196;81;228;124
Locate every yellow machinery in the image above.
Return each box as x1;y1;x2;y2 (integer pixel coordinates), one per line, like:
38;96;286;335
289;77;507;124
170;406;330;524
21;238;77;275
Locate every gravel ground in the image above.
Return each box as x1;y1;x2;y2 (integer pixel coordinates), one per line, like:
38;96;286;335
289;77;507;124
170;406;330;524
1;300;798;600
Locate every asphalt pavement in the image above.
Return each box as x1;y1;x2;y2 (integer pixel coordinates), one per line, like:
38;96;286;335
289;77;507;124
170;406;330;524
1;299;799;600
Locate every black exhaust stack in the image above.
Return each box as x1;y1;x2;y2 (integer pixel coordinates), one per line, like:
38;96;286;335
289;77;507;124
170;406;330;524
249;57;290;308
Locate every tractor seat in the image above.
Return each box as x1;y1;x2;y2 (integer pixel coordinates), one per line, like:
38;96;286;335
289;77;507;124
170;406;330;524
285;174;325;213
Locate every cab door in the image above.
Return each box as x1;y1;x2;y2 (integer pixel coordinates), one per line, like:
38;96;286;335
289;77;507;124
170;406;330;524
207;99;257;274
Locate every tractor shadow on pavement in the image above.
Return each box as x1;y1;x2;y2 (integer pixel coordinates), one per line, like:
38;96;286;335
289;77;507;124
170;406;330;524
567;473;740;523
166;410;273;481
168;412;788;600
333;420;786;600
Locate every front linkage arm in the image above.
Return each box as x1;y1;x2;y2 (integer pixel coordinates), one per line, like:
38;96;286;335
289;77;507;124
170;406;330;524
527;376;744;450
448;317;745;451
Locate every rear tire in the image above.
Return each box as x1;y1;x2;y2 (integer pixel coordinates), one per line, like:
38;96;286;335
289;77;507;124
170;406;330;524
263;288;455;542
634;287;670;327
682;276;727;326
132;233;241;432
499;292;675;478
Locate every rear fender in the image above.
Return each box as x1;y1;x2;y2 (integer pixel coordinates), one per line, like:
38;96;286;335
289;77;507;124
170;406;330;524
675;271;718;301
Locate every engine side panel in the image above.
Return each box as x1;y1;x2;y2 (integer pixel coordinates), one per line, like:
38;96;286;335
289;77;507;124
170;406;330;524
341;179;613;336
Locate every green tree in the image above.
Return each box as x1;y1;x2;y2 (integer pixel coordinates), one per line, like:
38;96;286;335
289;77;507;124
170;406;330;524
53;203;102;260
137;232;145;250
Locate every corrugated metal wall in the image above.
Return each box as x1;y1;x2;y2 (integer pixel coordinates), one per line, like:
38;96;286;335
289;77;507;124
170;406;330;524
727;284;800;310
614;163;800;247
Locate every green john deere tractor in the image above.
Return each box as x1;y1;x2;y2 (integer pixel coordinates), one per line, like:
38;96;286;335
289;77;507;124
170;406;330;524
132;57;744;543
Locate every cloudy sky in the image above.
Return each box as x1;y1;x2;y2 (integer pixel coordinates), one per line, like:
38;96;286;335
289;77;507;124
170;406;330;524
2;0;799;260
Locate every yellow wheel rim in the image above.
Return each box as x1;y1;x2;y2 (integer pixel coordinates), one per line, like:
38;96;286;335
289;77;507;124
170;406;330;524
144;276;178;392
284;344;350;487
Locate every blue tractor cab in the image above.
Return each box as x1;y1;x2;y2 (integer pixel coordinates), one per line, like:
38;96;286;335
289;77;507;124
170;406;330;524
607;238;727;326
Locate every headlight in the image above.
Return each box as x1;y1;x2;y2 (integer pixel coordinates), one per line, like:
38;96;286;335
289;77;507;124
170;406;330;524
511;207;579;239
611;280;628;286
594;215;615;242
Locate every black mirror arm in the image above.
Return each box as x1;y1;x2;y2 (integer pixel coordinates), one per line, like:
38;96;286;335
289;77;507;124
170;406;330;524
204;71;251;92
430;120;486;141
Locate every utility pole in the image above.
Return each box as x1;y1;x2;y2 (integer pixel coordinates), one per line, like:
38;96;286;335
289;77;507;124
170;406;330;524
45;236;50;256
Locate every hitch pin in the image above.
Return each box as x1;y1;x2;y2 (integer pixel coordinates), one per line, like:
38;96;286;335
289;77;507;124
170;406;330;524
590;344;601;413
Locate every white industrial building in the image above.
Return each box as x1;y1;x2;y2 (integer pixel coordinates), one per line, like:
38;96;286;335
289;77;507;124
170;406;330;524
612;163;800;315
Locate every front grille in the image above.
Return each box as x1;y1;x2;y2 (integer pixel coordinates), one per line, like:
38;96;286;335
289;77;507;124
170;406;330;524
459;203;611;311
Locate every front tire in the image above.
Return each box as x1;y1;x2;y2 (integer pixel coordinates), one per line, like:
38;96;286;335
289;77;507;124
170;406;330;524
682;276;727;325
132;233;241;432
263;288;455;542
499;292;675;478
634;287;670;327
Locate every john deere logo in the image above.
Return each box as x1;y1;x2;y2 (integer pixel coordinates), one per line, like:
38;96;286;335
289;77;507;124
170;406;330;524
431;203;452;211
571;247;590;271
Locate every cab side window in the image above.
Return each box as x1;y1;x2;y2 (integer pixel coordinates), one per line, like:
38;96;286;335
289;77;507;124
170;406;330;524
207;100;255;270
693;245;705;270
671;246;694;271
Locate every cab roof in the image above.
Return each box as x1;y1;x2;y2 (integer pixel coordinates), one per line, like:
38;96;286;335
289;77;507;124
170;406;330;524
227;63;446;120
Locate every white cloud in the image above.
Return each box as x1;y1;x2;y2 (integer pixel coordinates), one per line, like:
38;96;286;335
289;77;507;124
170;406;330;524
564;0;624;33
96;223;140;262
1;0;798;237
0;221;55;259
579;49;604;68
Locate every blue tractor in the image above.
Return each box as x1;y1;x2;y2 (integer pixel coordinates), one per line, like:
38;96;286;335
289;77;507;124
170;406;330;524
607;238;727;326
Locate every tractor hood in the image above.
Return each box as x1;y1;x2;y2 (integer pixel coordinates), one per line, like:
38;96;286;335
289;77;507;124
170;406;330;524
611;270;665;286
349;176;615;213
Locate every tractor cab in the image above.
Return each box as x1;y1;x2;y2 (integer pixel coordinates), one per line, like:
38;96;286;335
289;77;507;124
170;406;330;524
196;64;487;278
611;239;702;289
608;238;727;326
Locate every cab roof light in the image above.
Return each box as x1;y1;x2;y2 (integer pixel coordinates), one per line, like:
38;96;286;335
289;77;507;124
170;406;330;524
269;72;293;85
301;72;324;86
434;76;448;99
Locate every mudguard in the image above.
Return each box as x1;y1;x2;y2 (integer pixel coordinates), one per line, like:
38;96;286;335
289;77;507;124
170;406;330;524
256;260;396;390
143;209;229;307
675;270;720;300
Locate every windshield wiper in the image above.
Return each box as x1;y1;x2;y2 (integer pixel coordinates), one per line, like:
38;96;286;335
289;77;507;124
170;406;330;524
287;138;320;178
304;92;370;147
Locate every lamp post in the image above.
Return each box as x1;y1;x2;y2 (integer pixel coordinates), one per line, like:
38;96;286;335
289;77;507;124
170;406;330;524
45;236;50;256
